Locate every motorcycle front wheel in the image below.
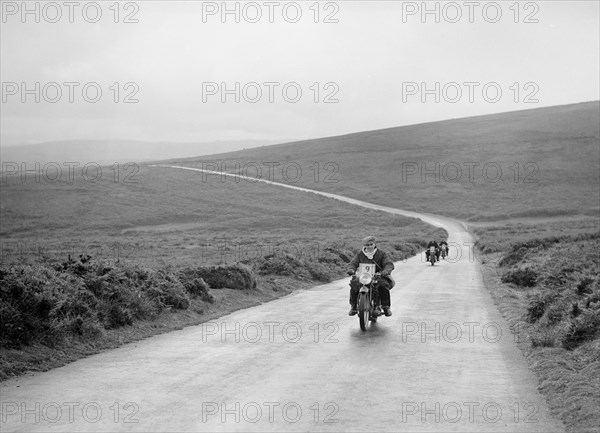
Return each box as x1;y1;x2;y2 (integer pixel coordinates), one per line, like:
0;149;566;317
358;292;369;332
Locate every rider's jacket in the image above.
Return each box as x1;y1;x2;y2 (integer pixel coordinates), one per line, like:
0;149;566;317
427;241;439;249
347;249;394;276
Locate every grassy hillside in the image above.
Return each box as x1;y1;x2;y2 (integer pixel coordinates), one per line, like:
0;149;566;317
1;164;443;379
173;102;600;220
473;218;599;433
0;165;440;266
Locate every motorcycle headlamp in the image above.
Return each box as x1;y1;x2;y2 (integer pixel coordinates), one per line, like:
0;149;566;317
358;272;373;285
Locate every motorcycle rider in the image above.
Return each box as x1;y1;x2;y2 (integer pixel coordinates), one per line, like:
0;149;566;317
346;235;394;317
439;240;449;258
425;239;440;261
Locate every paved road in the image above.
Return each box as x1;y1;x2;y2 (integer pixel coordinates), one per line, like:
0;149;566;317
0;166;565;432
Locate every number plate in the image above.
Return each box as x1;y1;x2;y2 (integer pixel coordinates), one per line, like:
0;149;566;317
358;263;377;275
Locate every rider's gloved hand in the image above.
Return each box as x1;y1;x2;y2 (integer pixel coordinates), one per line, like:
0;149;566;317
346;270;355;276
381;270;390;277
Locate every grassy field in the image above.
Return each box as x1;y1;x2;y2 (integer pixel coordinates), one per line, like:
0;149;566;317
470;216;600;258
173;101;600;220
0;165;442;266
473;217;599;433
0;165;444;379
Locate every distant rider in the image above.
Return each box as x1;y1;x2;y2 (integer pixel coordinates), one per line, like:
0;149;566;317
425;240;440;261
346;236;394;317
439;240;449;258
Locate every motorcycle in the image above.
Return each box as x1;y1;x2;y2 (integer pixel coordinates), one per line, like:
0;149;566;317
428;246;437;266
440;245;448;259
355;264;383;331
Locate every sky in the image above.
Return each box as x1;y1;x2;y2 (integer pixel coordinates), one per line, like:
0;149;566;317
1;0;599;147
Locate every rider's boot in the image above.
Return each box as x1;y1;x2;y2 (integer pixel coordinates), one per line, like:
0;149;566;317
383;306;392;317
373;305;383;316
348;305;357;316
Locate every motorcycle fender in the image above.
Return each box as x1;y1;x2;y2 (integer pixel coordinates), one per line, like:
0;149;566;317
359;286;369;293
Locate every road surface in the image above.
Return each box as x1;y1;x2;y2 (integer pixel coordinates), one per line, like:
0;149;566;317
0;165;565;432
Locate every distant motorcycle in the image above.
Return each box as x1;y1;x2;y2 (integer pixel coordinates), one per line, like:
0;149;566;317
355;264;383;331
428;246;437;266
440;245;448;259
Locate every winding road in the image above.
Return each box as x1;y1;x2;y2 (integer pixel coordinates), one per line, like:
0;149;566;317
0;165;565;432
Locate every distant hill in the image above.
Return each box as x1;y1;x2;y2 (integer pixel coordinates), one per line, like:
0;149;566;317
0;139;283;166
1;102;598;225
173;101;600;220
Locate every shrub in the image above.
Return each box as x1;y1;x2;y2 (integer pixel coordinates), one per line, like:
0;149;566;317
0;302;26;348
530;329;556;348
308;263;333;282
52;314;103;339
145;270;190;310
562;307;600;350
584;290;600;308
499;247;528;267
97;301;133;329
256;254;301;277
526;292;555;323
393;243;419;256
317;251;343;265
545;303;565;324
502;267;538;287
322;246;352;263
0;257;202;349
576;277;595;295
85;266;161;326
177;271;214;303
193;263;257;290
0;265;97;347
570;303;582;318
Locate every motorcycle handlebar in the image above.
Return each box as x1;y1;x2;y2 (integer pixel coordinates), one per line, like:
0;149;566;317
351;271;382;277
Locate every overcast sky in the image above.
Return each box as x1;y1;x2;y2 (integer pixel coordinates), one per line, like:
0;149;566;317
1;1;599;146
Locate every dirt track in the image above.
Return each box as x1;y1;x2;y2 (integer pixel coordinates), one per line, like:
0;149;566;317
0;165;565;432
